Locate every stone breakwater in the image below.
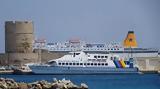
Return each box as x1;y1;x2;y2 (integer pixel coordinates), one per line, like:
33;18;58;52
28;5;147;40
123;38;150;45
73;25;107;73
0;78;88;89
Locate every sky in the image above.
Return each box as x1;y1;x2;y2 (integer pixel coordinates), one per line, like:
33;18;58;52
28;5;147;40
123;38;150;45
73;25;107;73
0;0;160;52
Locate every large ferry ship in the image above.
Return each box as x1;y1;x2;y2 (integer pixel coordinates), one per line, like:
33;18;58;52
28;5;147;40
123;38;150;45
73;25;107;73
34;31;159;58
29;51;138;74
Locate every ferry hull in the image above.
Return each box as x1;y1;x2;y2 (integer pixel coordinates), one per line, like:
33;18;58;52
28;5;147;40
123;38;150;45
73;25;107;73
29;66;138;74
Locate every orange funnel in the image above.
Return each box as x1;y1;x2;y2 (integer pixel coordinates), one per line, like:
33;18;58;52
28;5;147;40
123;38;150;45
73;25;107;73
123;31;137;48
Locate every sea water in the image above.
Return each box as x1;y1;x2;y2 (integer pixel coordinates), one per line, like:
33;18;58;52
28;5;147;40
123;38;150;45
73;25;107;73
0;74;160;89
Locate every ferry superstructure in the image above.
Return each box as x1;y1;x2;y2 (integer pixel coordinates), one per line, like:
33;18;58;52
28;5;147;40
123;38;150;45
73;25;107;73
33;31;159;58
29;52;138;74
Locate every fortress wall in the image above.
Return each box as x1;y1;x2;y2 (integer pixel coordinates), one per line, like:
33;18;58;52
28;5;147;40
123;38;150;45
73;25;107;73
0;53;38;65
136;57;160;71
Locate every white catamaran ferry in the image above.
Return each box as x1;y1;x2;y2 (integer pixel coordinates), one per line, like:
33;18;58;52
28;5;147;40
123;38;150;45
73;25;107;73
29;51;138;74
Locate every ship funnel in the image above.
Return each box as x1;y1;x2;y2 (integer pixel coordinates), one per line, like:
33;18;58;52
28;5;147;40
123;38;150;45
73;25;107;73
123;31;137;48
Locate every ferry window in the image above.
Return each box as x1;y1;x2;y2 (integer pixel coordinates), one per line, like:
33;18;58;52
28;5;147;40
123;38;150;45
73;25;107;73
66;63;68;65
94;56;97;58
88;59;92;61
80;63;83;65
73;63;76;65
69;63;72;65
84;63;86;65
111;49;113;50
91;63;93;65
101;56;104;58
105;63;108;66
76;63;79;65
98;56;100;58
62;63;65;65
98;63;101;66
111;57;113;60
76;53;80;55
102;59;106;62
73;53;76;57
87;63;90;65
102;63;104;66
94;63;97;65
105;56;108;58
58;63;61;65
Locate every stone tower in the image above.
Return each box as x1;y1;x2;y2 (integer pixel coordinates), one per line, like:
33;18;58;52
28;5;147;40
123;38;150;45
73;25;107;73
5;21;34;53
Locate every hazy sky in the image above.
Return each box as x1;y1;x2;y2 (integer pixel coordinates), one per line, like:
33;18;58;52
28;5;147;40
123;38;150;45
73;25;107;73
0;0;160;52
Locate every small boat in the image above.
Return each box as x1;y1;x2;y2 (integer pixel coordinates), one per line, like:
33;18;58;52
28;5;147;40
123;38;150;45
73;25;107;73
0;66;13;74
12;65;32;75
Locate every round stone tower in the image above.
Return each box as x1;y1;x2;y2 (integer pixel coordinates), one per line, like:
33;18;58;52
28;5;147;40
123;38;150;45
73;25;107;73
5;21;34;53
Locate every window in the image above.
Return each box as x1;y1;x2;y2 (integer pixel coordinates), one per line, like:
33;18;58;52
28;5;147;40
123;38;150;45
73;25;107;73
62;63;65;65
94;56;97;58
98;56;100;58
87;63;90;65
94;63;97;65
105;63;108;66
80;63;83;65
98;63;101;66
102;63;104;66
111;57;113;60
76;63;79;65
73;63;75;65
101;56;104;58
69;63;72;65
76;53;80;55
91;63;93;65
105;56;108;58
84;63;86;65
58;63;61;65
66;63;68;65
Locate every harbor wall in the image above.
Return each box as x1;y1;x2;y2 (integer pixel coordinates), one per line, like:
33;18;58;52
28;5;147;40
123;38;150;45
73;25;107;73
0;52;66;65
0;53;38;66
0;52;160;72
110;53;158;58
135;57;160;72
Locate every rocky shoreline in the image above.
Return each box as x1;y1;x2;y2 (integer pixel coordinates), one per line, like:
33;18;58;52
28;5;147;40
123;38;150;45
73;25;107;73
0;78;88;89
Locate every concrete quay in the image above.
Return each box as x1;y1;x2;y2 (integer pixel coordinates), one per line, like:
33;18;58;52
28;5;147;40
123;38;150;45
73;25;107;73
135;57;160;73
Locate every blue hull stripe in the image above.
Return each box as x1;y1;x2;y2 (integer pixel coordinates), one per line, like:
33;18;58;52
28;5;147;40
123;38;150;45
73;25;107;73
29;66;138;74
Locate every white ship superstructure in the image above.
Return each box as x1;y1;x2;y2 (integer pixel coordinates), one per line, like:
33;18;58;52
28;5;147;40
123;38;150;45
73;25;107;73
33;31;159;58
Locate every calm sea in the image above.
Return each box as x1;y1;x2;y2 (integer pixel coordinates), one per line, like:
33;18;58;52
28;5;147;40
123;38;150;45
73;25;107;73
0;74;160;89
